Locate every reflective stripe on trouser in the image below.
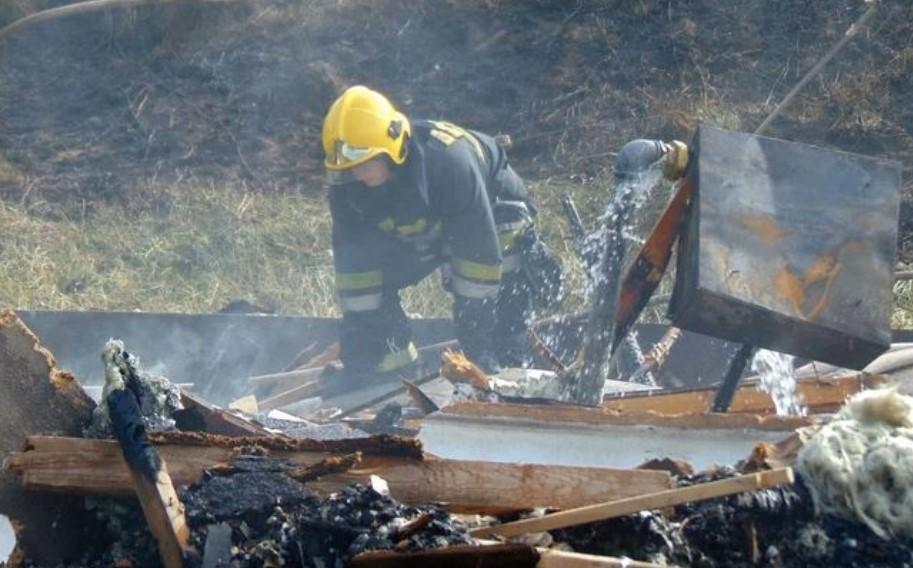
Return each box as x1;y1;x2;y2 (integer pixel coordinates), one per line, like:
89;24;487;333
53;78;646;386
338;291;382;312
448;257;500;299
336;270;383;313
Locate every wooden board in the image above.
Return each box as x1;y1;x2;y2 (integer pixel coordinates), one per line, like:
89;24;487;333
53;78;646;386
129;466;192;568
536;549;671;568
472;468;794;538
614;179;692;348
176;390;273;437
601;374;884;416
5;436;672;514
443;401;811;431
350;544;670;568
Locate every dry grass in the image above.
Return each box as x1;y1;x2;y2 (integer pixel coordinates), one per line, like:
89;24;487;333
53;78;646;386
0;172;617;318
0;166;688;325
0;181;341;314
1;169;908;331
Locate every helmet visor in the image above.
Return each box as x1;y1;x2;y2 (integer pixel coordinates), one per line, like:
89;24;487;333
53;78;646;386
327;140;378;167
340;142;372;162
325;153;392;187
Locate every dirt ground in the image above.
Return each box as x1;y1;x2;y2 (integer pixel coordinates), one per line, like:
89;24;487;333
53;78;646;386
1;0;912;253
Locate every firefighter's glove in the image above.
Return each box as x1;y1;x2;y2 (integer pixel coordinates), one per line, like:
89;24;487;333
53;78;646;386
518;228;565;309
663;140;689;181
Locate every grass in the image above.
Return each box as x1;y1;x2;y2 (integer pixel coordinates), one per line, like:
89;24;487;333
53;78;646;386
0;160;906;333
0;168;686;323
0;174;610;318
0;181;338;314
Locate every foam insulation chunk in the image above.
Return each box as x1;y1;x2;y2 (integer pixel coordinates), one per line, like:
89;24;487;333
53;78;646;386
796;388;913;539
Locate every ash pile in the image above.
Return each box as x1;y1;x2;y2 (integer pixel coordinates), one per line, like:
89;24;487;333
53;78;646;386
57;456;472;568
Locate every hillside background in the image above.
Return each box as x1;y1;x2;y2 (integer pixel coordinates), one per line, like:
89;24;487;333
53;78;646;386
1;0;912;323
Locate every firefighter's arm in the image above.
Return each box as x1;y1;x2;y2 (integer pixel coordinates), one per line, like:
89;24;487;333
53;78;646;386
438;149;502;300
614;139;689;181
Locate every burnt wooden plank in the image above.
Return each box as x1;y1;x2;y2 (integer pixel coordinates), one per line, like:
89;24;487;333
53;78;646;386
6;436;672;514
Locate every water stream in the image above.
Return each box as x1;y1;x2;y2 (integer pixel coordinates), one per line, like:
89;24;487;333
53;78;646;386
571;162;668;386
751;348;807;416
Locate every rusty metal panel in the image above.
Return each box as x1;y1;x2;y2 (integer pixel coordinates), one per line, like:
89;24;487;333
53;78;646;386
669;125;901;369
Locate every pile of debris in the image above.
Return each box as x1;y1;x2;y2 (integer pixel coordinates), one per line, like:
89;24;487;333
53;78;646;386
3;309;913;568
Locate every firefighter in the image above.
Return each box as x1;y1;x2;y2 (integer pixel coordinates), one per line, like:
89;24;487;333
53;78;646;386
322;85;562;378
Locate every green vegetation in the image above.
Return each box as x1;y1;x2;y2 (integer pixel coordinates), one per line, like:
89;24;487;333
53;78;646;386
0;182;339;314
0;175;607;317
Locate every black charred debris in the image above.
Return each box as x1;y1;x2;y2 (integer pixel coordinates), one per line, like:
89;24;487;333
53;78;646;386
25;453;473;568
24;460;913;568
553;467;913;568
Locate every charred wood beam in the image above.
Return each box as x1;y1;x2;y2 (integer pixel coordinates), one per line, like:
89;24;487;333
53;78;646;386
286;452;362;483
402;380;440;416
107;388;195;568
442;400;812;431
147;430;424;460
175;390;273;438
6;436;672;514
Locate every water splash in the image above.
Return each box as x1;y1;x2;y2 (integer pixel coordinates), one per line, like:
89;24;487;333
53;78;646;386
752;348;807;416
582;163;668;384
580;163;666;302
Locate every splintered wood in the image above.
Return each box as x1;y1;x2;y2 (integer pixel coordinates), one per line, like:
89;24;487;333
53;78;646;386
287;452;363;483
128;465;193;568
440;349;490;390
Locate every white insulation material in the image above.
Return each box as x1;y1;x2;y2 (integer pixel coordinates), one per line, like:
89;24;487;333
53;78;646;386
0;514;15;565
797;388;913;539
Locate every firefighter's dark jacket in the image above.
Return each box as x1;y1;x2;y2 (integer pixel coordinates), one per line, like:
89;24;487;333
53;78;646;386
329;120;525;313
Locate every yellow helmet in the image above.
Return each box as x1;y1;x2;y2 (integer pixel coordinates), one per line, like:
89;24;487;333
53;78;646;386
322;86;411;178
